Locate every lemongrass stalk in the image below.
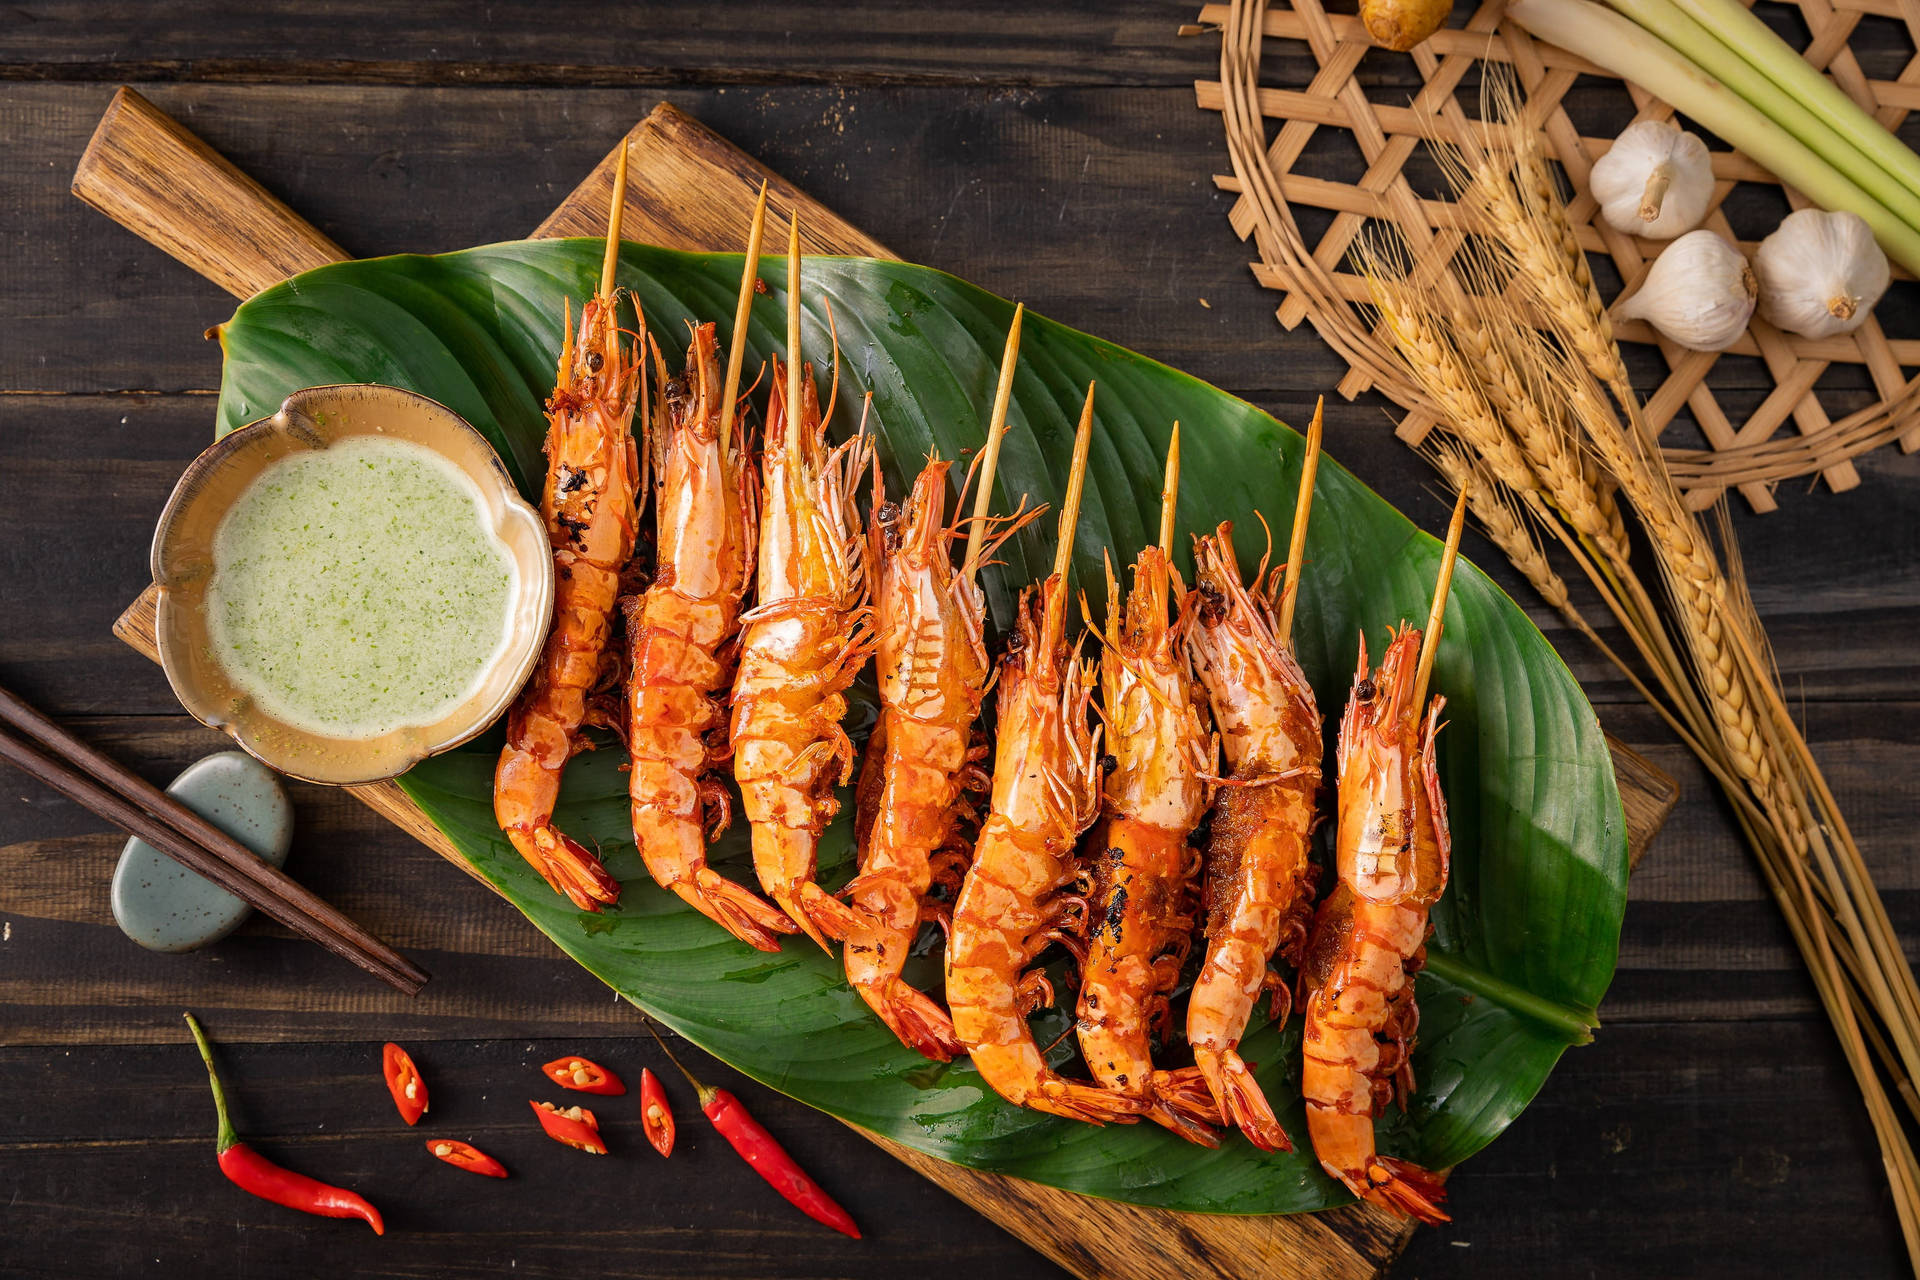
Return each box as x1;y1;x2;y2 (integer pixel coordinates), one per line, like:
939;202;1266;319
1507;0;1920;275
1668;0;1920;211
1602;0;1920;234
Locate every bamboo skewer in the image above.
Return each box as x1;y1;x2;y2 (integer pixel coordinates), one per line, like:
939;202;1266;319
598;140;630;369
785;211;803;462
1042;383;1097;656
1158;422;1181;557
0;685;425;994
718;182;770;450
961;304;1025;585
1276;397;1324;646
1413;485;1469;712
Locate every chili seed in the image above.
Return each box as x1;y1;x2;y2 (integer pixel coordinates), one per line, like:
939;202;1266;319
572;1069;593;1086
435;1143;453;1156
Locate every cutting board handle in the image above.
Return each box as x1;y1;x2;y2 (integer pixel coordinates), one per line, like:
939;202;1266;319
71;87;347;298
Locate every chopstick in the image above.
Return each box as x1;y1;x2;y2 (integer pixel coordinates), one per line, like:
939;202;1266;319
0;684;427;995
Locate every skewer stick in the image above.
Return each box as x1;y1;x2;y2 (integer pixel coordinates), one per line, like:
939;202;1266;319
599;139;630;301
1042;382;1097;655
1412;483;1470;711
1276;396;1324;646
785;211;803;461
1158;421;1181;557
718;182;770;450
960;303;1025;586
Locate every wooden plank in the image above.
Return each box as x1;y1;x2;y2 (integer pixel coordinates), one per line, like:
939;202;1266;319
76;91;1679;1280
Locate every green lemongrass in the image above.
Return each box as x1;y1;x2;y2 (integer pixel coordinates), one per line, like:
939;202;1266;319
1669;0;1920;211
1508;0;1920;276
1603;0;1920;234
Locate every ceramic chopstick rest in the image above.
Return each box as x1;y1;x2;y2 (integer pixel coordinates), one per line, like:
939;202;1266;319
110;750;293;953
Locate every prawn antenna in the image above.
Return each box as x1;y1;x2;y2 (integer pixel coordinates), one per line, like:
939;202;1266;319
1043;382;1096;656
1412;481;1469;711
1158;422;1181;557
962;303;1025;586
1276;396;1324;647
719;181;770;451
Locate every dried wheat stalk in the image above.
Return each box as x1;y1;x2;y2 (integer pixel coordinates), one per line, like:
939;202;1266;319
1360;91;1920;1272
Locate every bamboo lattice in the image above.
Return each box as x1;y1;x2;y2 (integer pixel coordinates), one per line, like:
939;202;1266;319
1196;0;1920;511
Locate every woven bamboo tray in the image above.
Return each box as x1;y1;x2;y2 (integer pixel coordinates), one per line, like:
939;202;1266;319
1195;0;1920;512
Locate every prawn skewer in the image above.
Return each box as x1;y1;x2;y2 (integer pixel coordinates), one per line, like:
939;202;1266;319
620;186;797;950
732;213;877;951
844;309;1040;1059
946;387;1144;1125
1075;427;1223;1145
494;141;643;911
1299;488;1466;1225
1184;399;1327;1149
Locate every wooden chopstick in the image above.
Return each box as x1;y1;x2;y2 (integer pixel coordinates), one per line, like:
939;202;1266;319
0;686;427;995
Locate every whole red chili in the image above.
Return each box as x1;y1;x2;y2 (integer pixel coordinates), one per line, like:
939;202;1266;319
639;1067;675;1157
382;1043;428;1125
530;1100;608;1154
427;1139;508;1178
540;1054;625;1096
183;1013;384;1235
645;1021;858;1238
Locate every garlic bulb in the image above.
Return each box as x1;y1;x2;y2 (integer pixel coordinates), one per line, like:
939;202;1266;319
1617;230;1756;352
1589;120;1714;240
1754;208;1890;339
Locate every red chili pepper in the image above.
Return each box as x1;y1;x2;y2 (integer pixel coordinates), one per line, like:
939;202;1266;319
184;1013;384;1235
639;1068;675;1158
530;1100;608;1154
540;1054;626;1096
427;1139;508;1178
644;1021;857;1238
382;1043;428;1125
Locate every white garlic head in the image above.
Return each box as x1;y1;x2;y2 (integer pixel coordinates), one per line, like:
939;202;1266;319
1617;230;1756;352
1754;208;1889;339
1589;120;1714;240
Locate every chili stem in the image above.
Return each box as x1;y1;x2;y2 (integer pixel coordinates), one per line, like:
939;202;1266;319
184;1011;239;1154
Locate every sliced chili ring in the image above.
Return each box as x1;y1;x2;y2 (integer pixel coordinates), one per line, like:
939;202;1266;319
639;1068;675;1158
530;1100;607;1154
382;1043;427;1125
427;1139;508;1178
540;1055;626;1096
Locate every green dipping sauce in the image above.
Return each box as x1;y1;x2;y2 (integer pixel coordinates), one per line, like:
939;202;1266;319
206;435;518;739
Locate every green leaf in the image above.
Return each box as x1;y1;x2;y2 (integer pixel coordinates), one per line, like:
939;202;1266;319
216;240;1627;1214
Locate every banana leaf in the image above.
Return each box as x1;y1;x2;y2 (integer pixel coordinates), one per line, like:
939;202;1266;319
213;240;1627;1214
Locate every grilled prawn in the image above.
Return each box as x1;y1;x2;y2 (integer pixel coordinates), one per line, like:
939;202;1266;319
1074;546;1222;1144
1301;626;1450;1224
730;344;875;951
947;386;1144;1126
843;456;1004;1059
621;317;795;950
494;148;641;912
1184;524;1323;1150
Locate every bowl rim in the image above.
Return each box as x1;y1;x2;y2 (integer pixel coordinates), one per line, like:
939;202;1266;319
150;383;554;786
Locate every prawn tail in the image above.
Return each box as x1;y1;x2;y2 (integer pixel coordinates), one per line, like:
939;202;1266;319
678;867;798;953
1198;1045;1291;1152
1146;1067;1224;1147
855;975;964;1062
1031;1079;1149;1127
1363;1156;1450;1225
510;826;621;913
773;880;866;953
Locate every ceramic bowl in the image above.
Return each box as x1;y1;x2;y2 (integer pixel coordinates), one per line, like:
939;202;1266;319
150;384;553;785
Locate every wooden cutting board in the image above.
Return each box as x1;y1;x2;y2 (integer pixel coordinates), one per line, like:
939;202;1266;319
81;87;1678;1280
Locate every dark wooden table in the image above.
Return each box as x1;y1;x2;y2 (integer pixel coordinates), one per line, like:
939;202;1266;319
2;5;1917;1277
